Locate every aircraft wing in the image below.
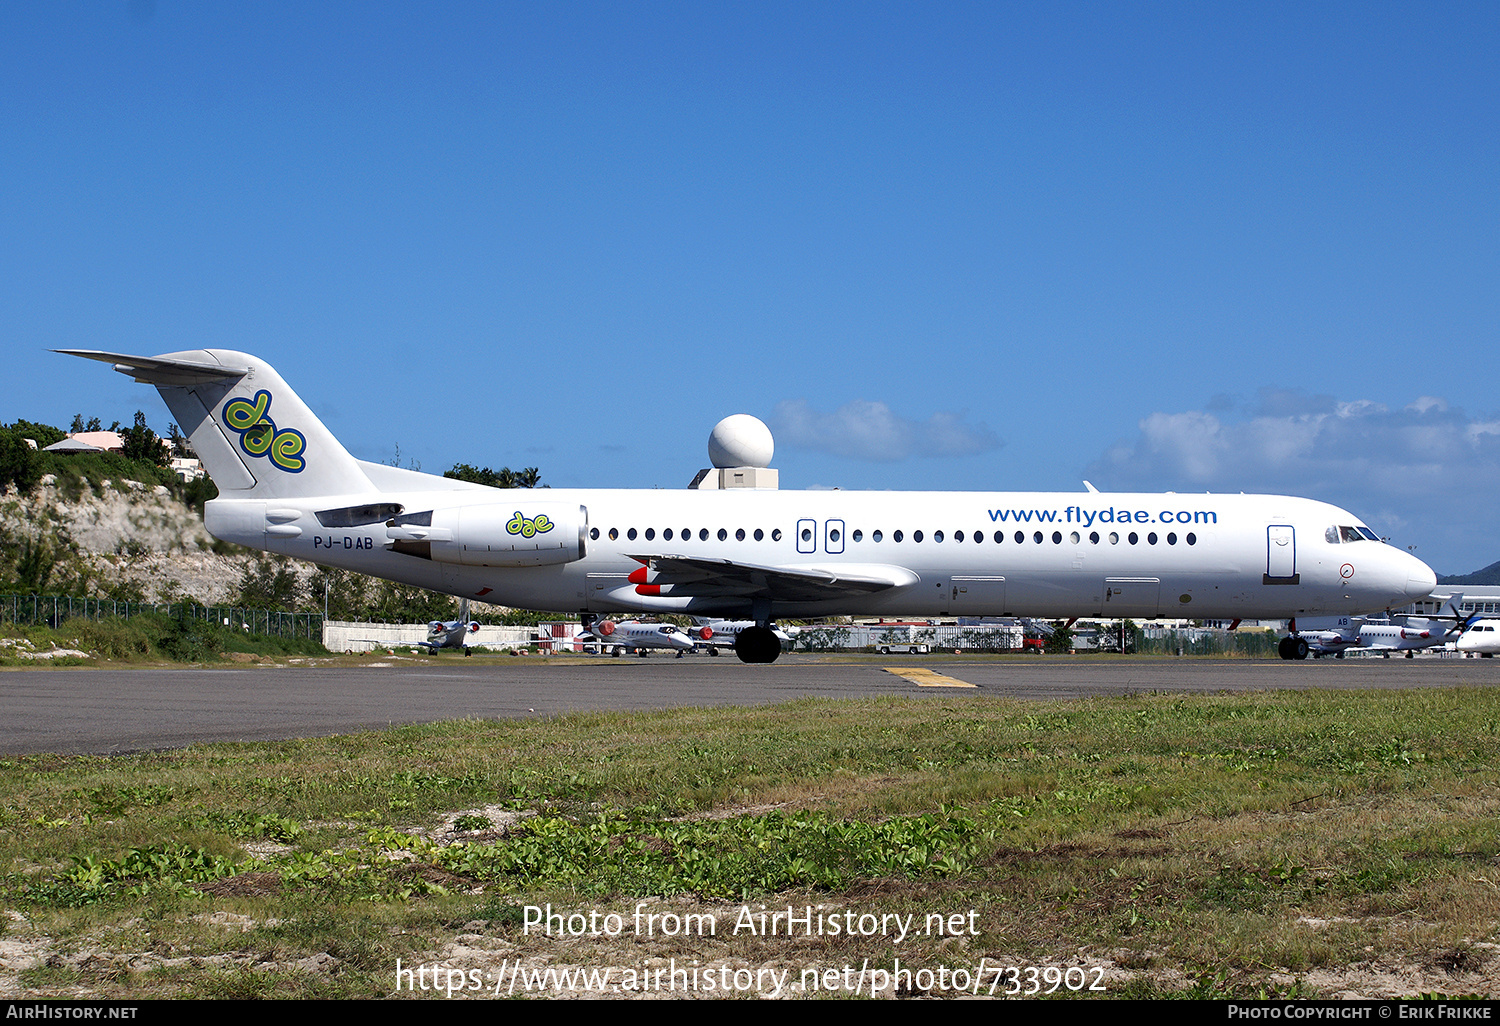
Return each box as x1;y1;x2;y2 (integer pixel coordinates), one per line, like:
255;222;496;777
626;555;918;603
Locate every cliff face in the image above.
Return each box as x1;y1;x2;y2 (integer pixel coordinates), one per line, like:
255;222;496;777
0;475;297;605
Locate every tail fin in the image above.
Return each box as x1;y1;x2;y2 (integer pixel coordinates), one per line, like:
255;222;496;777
58;349;373;499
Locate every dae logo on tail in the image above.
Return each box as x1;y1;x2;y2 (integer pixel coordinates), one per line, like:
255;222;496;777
222;390;307;473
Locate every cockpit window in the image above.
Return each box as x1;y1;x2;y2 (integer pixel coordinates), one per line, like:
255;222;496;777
1339;526;1364;543
1326;526;1339;544
1357;527;1379;541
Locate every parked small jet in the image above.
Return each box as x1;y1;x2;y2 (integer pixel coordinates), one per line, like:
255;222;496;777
418;597;480;655
687;618;799;656
578;619;697;657
1284;595;1471;659
62;348;1439;664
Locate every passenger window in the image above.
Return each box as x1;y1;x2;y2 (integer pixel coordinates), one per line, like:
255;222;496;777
1070;531;1080;544
736;528;745;541
894;530;904;542
1089;531;1099;544
873;530;883;542
1147;532;1157;545
771;529;782;541
913;530;924;543
954;530;964;542
644;528;655;541
1052;531;1062;544
1186;533;1196;545
700;528;709;541
1167;532;1177;545
852;529;862;542
1128;532;1139;545
627;528;637;541
608;528;618;541
718;528;728;541
663;528;673;541
1109;532;1119;544
1015;531;1024;544
754;528;764;541
934;531;944;542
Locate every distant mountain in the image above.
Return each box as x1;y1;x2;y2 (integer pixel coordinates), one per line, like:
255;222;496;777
1438;560;1500;586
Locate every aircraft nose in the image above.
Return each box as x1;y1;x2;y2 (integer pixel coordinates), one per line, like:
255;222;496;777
1403;554;1437;601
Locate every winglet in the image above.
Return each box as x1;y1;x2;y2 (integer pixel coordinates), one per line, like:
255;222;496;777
1083;480;1100;494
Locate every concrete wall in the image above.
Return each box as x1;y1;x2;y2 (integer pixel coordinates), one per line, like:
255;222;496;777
322;620;538;653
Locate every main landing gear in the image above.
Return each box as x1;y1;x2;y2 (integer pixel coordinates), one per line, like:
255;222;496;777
734;626;782;664
1278;636;1310;660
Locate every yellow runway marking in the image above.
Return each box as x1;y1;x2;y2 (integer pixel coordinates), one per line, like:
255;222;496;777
883;667;977;688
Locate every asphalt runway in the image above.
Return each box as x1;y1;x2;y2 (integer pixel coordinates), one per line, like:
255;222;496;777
3;654;1499;756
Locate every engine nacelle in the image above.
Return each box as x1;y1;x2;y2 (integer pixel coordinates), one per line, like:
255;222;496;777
427;503;588;567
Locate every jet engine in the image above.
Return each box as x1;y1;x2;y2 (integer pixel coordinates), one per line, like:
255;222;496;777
387;503;587;567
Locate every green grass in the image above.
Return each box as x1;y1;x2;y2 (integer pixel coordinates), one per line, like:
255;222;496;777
2;688;1498;998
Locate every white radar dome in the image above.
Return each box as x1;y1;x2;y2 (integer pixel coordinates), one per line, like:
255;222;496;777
708;414;774;469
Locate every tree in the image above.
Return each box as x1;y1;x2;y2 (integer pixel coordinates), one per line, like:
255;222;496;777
1044;621;1075;654
120;411;170;467
444;463;542;488
0;427;42;494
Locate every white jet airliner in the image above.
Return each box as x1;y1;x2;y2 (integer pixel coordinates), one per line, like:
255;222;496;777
61;349;1438;664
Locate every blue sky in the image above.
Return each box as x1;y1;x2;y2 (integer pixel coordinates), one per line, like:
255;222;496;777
3;3;1496;574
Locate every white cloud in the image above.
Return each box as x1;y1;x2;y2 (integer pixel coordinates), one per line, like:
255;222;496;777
1086;391;1500;575
770;399;1002;462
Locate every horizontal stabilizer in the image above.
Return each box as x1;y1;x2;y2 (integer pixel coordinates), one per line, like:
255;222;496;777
55;349;251;387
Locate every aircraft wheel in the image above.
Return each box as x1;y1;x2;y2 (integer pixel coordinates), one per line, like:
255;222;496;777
734;626;782;664
1293;638;1309;660
1277;637;1293;660
709;647;720;657
612;648;621;658
639;649;648;657
676;651;684;658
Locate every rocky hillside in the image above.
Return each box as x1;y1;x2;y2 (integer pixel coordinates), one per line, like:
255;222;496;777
0;474;294;605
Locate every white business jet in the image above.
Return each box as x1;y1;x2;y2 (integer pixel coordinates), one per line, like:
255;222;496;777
61;349;1438;664
686;619;800;656
417;597;480;655
1286;595;1471;659
577;619;696;657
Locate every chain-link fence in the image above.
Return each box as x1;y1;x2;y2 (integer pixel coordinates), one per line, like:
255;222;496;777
0;594;323;640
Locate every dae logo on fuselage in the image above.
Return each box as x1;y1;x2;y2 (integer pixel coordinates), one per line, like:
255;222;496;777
222;391;307;473
507;511;553;538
